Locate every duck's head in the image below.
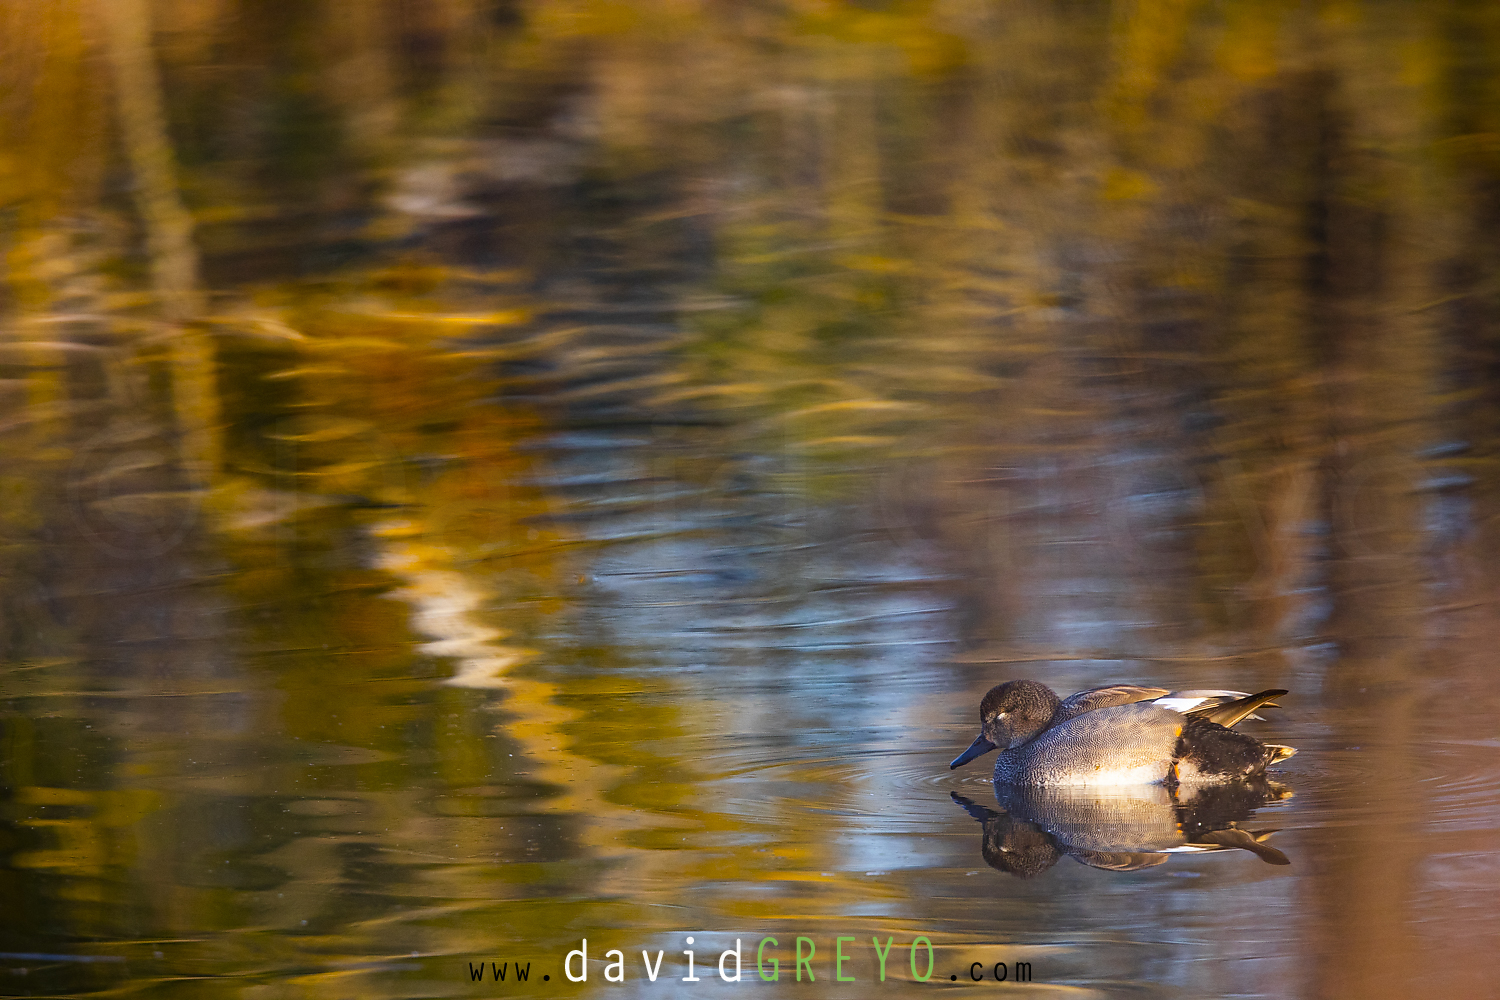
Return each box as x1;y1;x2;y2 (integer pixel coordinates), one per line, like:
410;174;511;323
949;680;1061;769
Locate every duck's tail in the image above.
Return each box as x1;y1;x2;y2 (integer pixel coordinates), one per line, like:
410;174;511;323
1185;688;1288;729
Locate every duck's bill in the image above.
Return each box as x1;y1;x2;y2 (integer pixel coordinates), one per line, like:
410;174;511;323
950;735;997;769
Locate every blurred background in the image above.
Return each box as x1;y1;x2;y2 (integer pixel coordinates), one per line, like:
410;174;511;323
2;1;1499;997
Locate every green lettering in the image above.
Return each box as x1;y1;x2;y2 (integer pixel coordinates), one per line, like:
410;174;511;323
872;936;893;982
910;937;933;982
795;937;816;982
757;937;778;982
835;937;855;982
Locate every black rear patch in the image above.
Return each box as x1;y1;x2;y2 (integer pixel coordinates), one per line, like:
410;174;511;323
1173;717;1273;782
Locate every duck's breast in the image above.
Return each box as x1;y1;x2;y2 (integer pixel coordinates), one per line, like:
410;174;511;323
997;703;1184;786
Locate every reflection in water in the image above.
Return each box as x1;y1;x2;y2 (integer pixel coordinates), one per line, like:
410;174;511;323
5;2;1500;998
953;780;1292;878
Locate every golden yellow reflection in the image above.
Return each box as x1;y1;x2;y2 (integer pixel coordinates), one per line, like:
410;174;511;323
3;3;1500;999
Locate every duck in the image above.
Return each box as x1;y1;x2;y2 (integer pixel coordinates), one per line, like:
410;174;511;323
949;680;1296;786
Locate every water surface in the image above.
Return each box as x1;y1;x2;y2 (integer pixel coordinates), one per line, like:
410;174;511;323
4;3;1500;997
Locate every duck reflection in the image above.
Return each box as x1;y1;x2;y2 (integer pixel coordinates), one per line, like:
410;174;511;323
952;779;1292;877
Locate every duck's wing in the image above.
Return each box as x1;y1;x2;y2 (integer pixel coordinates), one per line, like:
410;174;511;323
1187;828;1290;865
1183;689;1288;729
1155;688;1281;722
1055;685;1170;723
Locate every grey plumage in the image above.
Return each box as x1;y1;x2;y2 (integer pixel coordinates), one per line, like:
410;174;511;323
994;702;1183;785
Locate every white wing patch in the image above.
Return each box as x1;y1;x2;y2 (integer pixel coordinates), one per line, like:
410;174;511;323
1152;696;1212;713
1152;690;1260;715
